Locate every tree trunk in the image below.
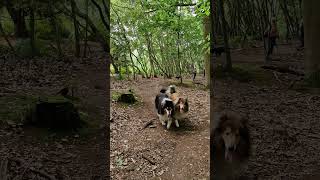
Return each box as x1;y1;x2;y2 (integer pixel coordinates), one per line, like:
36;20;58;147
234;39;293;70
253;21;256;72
203;16;211;86
5;0;28;38
70;0;109;52
71;0;81;57
218;0;232;71
145;33;156;78
49;4;63;57
30;1;36;56
83;0;89;57
304;0;320;77
0;20;15;53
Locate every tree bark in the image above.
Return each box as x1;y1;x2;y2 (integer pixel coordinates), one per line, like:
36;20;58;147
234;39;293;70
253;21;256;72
218;0;232;71
303;0;320;77
5;0;28;38
83;0;89;57
203;16;210;86
71;0;81;57
30;1;36;56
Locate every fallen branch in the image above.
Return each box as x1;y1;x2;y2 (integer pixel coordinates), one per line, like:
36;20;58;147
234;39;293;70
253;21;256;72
142;154;156;165
0;157;8;180
261;65;304;76
141;119;154;130
273;72;281;83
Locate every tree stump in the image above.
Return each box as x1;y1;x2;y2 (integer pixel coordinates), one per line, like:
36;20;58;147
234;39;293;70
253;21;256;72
118;93;136;104
26;98;82;130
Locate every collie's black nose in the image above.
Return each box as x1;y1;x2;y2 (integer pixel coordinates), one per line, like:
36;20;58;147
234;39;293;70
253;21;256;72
228;147;235;151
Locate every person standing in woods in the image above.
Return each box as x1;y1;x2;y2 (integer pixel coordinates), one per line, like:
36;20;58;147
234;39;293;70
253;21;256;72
264;18;279;60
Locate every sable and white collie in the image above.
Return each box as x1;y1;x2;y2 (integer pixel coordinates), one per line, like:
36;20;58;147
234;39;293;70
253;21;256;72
211;111;251;180
155;89;175;129
165;85;189;128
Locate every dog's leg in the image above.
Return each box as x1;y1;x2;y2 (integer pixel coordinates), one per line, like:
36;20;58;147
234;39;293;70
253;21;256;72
175;119;179;127
158;114;166;126
167;119;172;129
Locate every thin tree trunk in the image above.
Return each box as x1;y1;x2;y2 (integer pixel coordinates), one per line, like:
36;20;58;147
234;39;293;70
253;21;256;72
0;20;15;52
145;33;156;78
71;0;80;57
30;2;36;56
5;0;28;38
218;0;232;71
49;4;63;57
203;16;211;86
83;0;89;57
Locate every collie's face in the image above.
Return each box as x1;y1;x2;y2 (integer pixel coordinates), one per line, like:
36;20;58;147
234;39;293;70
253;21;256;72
222;127;240;152
175;98;188;113
164;106;173;117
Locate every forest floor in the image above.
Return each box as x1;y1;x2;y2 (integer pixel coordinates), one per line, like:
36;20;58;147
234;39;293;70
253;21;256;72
110;77;210;180
111;41;320;180
213;41;320;179
0;46;108;179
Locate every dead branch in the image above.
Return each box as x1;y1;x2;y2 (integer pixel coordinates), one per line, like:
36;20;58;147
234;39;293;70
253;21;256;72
141;119;154;130
0;157;8;180
142;154;156;165
261;65;304;76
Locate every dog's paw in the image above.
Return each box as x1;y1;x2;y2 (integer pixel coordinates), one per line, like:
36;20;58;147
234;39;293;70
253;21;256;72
175;120;179;127
166;121;172;129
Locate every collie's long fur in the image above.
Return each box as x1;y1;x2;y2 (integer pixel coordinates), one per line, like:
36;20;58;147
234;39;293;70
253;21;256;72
155;90;175;129
211;111;250;180
165;85;189;128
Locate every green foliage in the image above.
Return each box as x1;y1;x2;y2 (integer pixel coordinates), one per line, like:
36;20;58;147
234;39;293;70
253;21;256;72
111;0;206;77
36;19;71;40
14;38;55;57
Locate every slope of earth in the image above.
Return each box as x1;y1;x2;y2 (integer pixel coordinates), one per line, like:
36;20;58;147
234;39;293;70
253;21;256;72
111;78;210;180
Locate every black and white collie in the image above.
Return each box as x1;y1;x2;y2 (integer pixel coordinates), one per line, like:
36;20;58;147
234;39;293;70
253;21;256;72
155;89;175;129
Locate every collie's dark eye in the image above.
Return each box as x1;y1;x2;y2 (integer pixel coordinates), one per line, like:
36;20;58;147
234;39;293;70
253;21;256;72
226;132;230;136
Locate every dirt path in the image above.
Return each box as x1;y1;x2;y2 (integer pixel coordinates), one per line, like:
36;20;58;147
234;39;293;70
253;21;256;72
111;78;210;179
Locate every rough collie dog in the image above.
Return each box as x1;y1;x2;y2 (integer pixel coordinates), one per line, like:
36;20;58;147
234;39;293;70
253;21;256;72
155;90;175;129
211;111;250;180
165;85;189;128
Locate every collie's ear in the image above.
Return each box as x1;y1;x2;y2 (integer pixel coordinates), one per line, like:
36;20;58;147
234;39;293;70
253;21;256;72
219;113;228;123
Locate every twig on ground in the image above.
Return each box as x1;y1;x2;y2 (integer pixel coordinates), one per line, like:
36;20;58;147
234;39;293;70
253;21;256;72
141;119;154;130
0;157;8;180
142;154;156;165
273;72;281;83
